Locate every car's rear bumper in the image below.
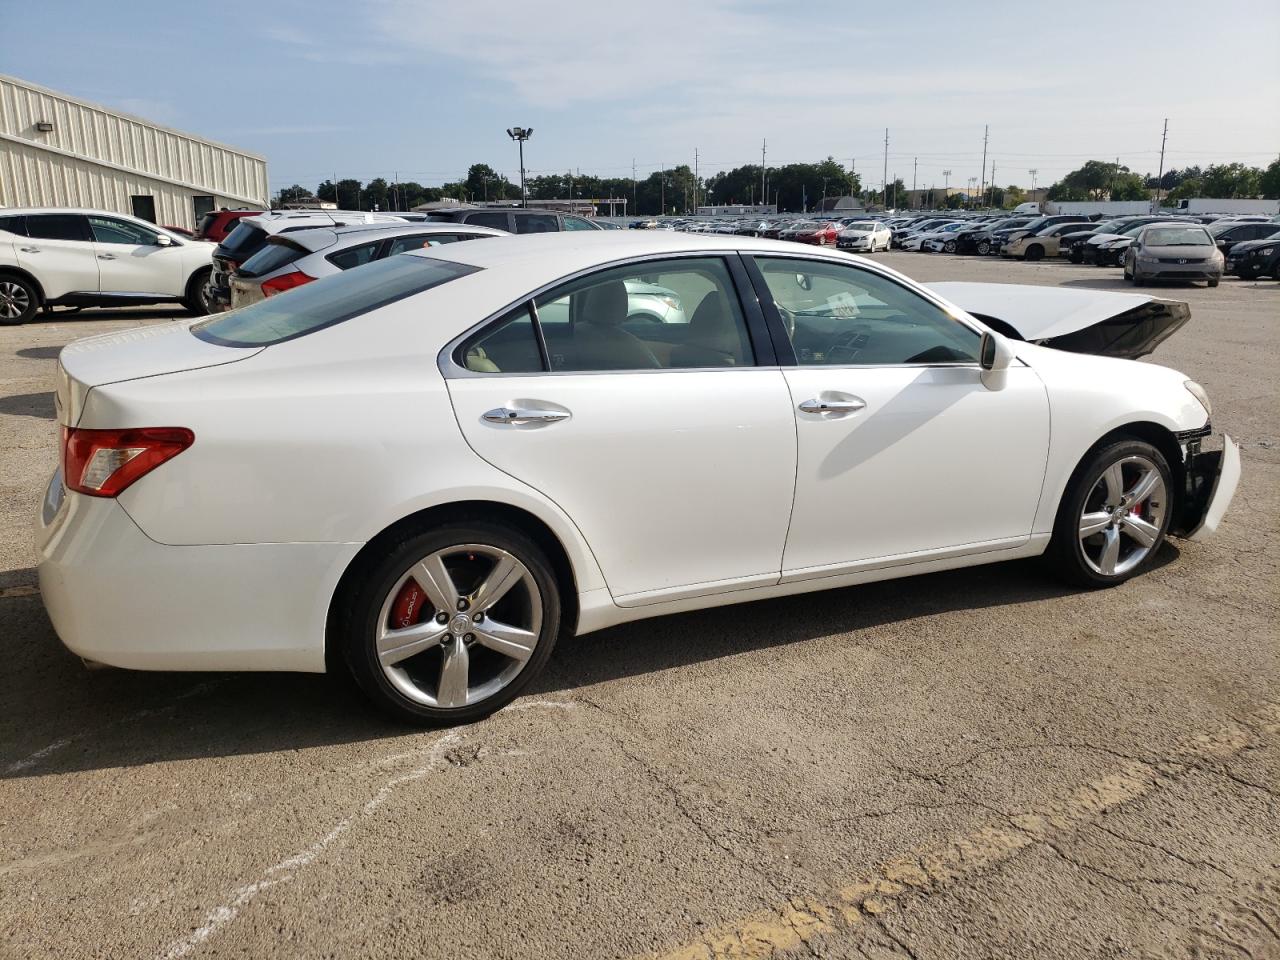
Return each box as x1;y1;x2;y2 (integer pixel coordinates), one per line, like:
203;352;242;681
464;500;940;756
36;474;359;673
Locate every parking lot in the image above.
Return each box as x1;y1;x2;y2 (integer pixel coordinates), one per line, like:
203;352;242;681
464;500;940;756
1;253;1277;959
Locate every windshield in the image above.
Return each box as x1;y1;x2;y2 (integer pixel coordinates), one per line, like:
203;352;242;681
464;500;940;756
1143;227;1213;246
193;255;479;346
842;222;875;231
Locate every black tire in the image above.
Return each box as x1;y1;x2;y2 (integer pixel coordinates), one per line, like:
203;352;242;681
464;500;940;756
1024;245;1044;262
0;273;40;325
1070;250;1084;264
943;240;957;253
183;267;213;316
977;240;990;255
339;521;562;725
1207;278;1219;288
1047;439;1172;589
1236;267;1257;281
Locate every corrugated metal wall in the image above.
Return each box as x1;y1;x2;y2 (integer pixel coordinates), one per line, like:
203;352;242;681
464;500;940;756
0;74;268;226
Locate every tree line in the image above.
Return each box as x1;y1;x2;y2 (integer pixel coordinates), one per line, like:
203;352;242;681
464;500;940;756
273;156;1280;214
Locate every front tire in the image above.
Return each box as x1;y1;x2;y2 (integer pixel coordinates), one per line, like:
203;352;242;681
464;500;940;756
943;239;957;253
1208;278;1220;288
1047;439;1172;588
977;240;991;256
340;522;562;724
1024;245;1044;262
0;275;39;325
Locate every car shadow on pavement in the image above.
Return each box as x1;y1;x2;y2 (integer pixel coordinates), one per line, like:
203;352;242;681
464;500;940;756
14;346;63;360
1058;277;1211;292
0;391;55;420
0;548;1179;779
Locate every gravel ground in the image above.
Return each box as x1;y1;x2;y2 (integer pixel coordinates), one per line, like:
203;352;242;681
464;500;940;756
1;254;1277;960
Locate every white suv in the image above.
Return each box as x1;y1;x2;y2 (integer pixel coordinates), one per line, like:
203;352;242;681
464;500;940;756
0;209;216;324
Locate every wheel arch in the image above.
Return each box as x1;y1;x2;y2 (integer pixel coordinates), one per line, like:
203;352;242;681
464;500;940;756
1055;420;1187;525
185;263;212;294
0;266;46;305
325;499;581;673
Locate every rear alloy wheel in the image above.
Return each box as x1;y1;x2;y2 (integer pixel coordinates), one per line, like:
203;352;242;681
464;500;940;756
943;239;957;253
343;523;561;724
977;240;991;255
0;276;38;325
1049;440;1172;588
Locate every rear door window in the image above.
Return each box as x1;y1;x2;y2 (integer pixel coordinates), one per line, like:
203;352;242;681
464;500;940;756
193;256;480;346
514;214;560;234
238;240;307;277
326;239;383;270
462;212;511;230
0;215;27;236
219;222;270;260
26;214;91;242
385;233;465;256
562;216;597;231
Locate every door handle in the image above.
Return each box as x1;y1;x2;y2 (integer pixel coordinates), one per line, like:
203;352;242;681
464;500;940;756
798;396;866;415
19;246;40;253
97;254;117;260
482;406;570;426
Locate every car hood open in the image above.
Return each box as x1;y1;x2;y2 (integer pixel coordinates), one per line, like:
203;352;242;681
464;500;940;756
926;281;1190;360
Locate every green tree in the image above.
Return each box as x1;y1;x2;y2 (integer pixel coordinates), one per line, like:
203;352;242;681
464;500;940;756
1200;162;1263;198
273;184;313;207
1048;160;1146;201
1261;159;1280;199
1166;178;1203;204
332;179;363;209
361;177;390;211
1002;185;1026;209
464;163;516;202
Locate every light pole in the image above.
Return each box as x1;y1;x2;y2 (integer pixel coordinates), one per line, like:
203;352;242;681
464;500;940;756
943;169;952;207
1028;168;1037;199
506;127;533;208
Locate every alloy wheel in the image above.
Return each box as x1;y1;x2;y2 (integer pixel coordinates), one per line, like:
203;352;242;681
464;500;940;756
1077;455;1166;577
374;544;543;708
0;281;31;320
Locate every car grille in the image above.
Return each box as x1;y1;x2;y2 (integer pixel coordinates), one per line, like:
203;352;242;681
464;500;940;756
1157;257;1209;263
1157;270;1212;278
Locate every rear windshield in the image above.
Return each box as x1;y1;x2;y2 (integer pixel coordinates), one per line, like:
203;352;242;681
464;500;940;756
217;222;270;260
192;255;480;346
237;239;307;278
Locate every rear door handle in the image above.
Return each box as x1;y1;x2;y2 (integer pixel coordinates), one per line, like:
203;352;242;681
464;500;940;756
19;246;40;253
798;396;866;415
97;254;117;260
482;406;570;426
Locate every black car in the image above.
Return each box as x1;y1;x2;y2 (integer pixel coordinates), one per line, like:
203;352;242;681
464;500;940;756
945;223;995;254
1225;230;1280;278
1060;217;1166;263
981;217;1038;255
1208;221;1280;259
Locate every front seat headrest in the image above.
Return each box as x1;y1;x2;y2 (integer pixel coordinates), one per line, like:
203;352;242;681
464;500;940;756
578;280;628;327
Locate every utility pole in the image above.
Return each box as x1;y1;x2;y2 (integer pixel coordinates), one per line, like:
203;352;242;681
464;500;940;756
694;148;699;212
882;128;889;206
632;158;637;216
943;168;951;204
979;124;989;208
1028;168;1038;197
1155;118;1169;211
988;164;996;207
912;156;917;209
761;139;767;208
659;163;665;216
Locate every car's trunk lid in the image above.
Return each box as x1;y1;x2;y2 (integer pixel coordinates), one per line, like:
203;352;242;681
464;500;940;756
55;321;263;426
927;281;1190;360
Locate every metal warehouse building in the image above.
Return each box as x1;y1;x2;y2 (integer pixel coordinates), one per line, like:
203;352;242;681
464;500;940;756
0;73;268;230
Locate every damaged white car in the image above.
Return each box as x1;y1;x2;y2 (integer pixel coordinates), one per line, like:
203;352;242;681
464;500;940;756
37;234;1239;724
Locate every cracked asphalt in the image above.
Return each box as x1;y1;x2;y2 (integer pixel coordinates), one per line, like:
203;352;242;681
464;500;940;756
1;255;1277;960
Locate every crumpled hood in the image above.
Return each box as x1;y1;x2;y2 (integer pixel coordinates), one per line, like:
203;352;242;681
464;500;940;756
927;281;1190;360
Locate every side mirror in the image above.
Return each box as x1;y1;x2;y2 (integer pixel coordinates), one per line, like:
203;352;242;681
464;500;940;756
155;234;173;247
979;330;1015;390
795;273;812;291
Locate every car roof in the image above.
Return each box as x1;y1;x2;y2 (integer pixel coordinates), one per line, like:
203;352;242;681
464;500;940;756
277;222;510;254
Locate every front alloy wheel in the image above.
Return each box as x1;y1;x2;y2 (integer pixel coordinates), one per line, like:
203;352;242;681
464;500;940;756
1049;440;1172;587
0;277;37;325
343;523;560;723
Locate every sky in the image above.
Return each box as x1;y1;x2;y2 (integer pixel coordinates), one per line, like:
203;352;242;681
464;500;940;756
4;0;1279;196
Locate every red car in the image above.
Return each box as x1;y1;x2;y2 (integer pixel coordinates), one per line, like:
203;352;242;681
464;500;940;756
785;220;840;246
195;209;263;244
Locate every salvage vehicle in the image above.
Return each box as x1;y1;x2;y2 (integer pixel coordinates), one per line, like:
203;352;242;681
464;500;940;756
1122;225;1224;287
1225;230;1280;279
38;233;1238;724
229;222;507;308
0;209;216;323
1003;221;1110;261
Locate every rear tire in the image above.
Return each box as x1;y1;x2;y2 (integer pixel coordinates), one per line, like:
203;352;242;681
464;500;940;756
1047;439;1172;589
977;240;990;255
0;274;39;325
339;521;562;725
1208;278;1219;288
183;267;213;316
943;240;957;253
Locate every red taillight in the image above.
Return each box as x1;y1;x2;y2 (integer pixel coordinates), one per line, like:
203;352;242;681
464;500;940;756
62;427;194;498
261;270;314;298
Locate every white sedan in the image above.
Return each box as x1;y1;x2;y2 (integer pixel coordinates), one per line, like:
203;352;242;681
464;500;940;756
836;221;892;253
38;233;1239;724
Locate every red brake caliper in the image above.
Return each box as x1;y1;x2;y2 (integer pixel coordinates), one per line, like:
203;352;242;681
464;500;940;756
390;579;429;629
